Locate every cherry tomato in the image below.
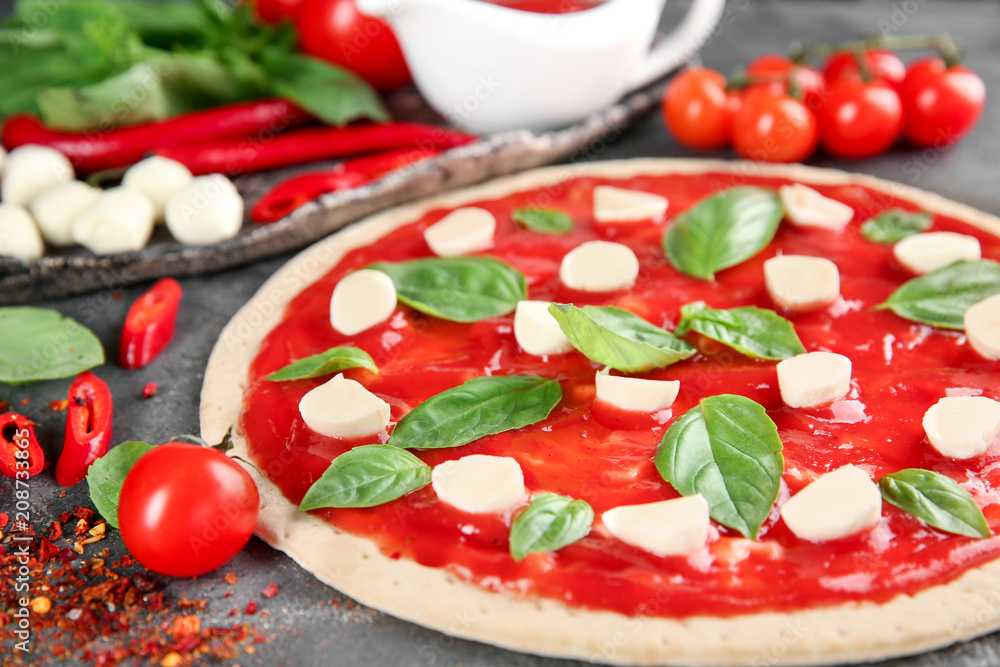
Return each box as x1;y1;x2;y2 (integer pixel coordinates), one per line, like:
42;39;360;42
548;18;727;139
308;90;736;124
119;443;259;578
249;0;302;23
746;54;826;112
899;56;986;147
822;48;906;90
662;68;738;150
731;88;819;163
295;0;411;92
818;79;902;159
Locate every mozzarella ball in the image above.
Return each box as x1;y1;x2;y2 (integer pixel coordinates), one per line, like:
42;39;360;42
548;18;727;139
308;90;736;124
71;187;156;254
165;174;244;246
28;181;101;247
122;156;194;222
2;145;74;206
0;204;44;262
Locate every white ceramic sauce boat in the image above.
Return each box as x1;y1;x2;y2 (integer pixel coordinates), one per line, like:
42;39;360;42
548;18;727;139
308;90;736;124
356;0;726;133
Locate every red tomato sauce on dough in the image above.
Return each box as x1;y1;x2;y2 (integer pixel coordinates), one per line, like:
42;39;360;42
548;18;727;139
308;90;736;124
480;0;604;13
242;172;1000;617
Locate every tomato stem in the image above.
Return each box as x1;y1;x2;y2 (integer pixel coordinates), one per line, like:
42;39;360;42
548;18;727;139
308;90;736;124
792;34;965;67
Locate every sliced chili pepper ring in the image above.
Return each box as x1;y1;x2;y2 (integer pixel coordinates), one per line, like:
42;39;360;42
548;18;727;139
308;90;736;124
119;278;183;370
56;371;113;487
0;412;45;479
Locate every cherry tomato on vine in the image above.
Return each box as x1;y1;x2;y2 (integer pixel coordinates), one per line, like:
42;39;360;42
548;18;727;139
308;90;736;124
295;0;412;92
732;88;819;163
822;48;906;90
746;54;826;111
118;443;259;578
818;78;902;159
249;0;302;24
899;56;986;147
662;68;739;150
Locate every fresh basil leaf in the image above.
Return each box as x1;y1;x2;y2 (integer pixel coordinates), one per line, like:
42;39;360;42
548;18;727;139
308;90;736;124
675;302;806;360
548;304;695;373
509;493;593;562
0;307;105;384
655;394;784;539
86;441;155;529
266;346;377;381
860;208;932;244
879;468;990;538
511;207;573;235
370;257;527;323
264;52;388;126
389;376;561;450
299;444;431;510
663;187;783;281
877;260;1000;330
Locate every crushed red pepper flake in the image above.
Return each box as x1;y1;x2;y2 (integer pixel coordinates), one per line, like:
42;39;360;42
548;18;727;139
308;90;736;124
20;397;29;405
48;399;69;412
0;400;8;412
223;572;238;585
260;582;280;599
142;382;159;398
73;507;95;522
244;600;258;615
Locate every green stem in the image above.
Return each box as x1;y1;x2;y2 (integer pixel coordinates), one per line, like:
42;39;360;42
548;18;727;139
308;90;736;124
792;34;965;65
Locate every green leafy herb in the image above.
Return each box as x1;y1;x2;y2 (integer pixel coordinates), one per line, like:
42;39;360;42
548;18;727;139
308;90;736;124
86;441;155;528
654;394;784;539
370;257;526;323
876;260;1000;330
266;346;377;381
299;445;431;510
879;468;990;538
663;187;783;281
548;304;695;373
0;307;105;384
511;207;574;234
675;302;806;360
389;376;561;450
860;208;933;244
509;493;593;562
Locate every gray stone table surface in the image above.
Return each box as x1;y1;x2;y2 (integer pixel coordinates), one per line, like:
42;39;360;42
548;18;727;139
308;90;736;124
2;0;1000;665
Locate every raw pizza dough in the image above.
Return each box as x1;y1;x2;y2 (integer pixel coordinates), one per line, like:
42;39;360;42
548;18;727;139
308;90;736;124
201;159;1000;667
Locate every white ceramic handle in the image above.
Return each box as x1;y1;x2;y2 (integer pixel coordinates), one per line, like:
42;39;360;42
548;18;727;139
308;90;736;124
627;0;727;90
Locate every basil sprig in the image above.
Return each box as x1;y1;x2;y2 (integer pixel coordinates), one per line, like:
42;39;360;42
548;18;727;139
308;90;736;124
663;187;783;281
879;468;990;538
389;376;561;450
370;257;526;323
0;307;104;383
86;441;155;529
548;304;695;373
676;302;806;360
860;208;932;244
267;346;377;381
655;394;784;539
299;445;431;510
509;493;594;562
877;260;1000;330
512;207;574;234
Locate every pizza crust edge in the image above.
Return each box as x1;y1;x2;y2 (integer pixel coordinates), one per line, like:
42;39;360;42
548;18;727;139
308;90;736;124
200;158;1000;667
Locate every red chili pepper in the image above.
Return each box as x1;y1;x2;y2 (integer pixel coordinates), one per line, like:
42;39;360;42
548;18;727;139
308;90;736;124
56;371;113;487
153;122;476;176
251;147;443;223
0;413;44;479
119;278;183;370
1;99;313;174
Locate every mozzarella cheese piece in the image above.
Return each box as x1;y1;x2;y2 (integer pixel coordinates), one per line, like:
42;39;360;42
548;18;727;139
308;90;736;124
595;370;679;412
776;351;852;408
1;145;74;206
602;495;709;557
763;254;840;311
893;231;981;275
123;156;194;222
431;455;525;514
965;294;1000;360
592;185;668;223
423;207;495;257
922;396;1000;459
330;269;398;335
165;174;243;245
28;181;101;247
299;373;391;438
781;465;882;542
514;300;573;356
559;240;639;292
71;187;155;254
779;184;854;232
0;204;44;262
